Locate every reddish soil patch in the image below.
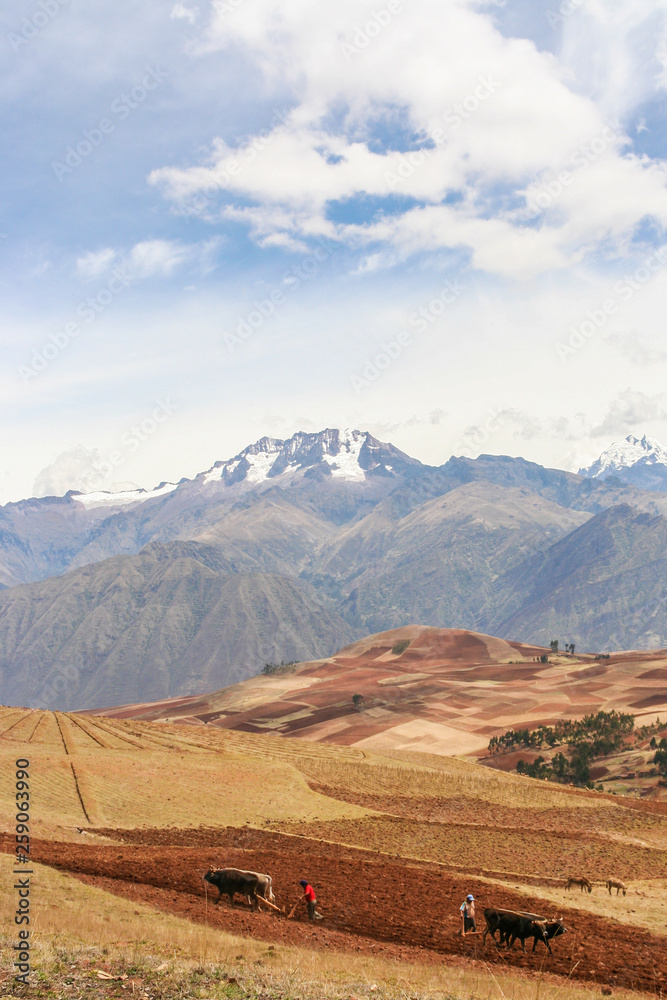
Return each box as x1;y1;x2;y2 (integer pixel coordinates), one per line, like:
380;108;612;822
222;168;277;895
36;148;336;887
6;829;665;994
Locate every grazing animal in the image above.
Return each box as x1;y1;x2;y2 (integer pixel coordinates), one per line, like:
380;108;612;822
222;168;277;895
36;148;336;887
202;868;260;907
566;876;592;893
606;878;627;896
483;909;551;953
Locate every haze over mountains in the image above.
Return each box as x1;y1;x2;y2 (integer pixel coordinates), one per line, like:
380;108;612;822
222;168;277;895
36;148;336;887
2;428;667;710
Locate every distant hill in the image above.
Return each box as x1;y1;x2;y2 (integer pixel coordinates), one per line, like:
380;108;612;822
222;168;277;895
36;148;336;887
0;542;355;710
85;625;667;763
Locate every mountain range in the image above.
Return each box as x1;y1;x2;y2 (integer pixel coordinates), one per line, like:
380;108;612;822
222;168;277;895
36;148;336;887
2;428;667;710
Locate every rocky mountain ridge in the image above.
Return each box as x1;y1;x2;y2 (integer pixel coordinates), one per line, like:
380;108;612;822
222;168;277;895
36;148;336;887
3;427;667;710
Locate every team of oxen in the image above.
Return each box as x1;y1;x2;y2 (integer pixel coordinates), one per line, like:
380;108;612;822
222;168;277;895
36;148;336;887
202;868;283;911
201;866;627;958
481;876;628;954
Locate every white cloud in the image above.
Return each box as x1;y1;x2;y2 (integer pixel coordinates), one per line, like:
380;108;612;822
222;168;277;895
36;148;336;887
128;239;192;278
74;239;222;283
591;389;667;438
76;248;118;279
604;332;667;366
33;446;107;498
147;0;667;278
170;3;199;23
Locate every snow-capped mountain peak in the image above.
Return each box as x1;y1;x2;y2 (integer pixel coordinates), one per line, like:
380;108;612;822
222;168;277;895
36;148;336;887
200;428;418;488
579;434;667;491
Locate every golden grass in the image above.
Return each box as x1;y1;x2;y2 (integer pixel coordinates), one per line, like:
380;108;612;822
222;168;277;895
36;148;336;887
0;739;370;841
279;815;667;882
0;855;651;1000
296;754;608;812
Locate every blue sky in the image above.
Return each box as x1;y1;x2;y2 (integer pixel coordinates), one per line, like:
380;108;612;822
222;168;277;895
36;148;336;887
3;0;667;502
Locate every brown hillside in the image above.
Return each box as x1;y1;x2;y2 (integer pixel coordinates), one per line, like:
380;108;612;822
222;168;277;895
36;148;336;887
86;625;667;759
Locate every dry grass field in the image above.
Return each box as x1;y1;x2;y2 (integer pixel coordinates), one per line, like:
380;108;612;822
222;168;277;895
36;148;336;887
1;704;667;997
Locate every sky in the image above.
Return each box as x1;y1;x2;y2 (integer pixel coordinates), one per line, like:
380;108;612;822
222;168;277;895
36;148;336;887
3;0;667;503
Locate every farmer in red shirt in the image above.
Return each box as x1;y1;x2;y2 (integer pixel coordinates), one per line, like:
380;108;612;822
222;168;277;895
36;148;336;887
299;879;323;920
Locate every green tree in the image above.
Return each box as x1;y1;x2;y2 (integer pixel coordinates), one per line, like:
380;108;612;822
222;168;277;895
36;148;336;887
653;738;667;777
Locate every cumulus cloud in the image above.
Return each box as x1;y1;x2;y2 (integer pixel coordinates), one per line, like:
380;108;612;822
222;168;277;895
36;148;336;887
147;0;667;278
32;446;108;498
591;389;667;438
603;331;667;366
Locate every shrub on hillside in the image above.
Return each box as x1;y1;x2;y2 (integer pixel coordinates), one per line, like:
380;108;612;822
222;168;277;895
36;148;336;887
261;660;299;675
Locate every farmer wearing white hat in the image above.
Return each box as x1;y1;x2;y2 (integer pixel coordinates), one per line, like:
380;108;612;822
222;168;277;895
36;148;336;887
460;893;476;935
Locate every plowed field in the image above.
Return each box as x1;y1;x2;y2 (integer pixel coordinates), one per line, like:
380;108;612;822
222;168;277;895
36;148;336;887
9;828;666;994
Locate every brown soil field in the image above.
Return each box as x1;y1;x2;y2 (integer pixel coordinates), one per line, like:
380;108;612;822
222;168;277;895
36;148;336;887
5;828;665;994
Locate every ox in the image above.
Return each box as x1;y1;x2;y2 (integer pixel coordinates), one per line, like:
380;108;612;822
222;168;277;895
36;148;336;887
509;913;566;952
236;869;275;906
606;878;627;896
566;876;592;892
202;868;260;907
483;909;566;954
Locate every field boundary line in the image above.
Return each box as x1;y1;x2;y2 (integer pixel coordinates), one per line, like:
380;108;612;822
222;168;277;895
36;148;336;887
70;761;92;824
28;714;44;742
0;711;32;739
84;718;149;749
54;712;71;755
65;713;109;749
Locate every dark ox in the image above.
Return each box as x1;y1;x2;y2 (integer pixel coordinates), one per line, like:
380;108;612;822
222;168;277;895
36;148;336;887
202;868;260;907
483;908;566;953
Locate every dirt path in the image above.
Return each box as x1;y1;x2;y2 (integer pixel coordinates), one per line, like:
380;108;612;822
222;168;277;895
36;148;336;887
6;830;666;994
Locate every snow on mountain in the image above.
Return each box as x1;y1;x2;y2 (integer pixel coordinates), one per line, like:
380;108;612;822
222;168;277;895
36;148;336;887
579;434;667;491
199;428;416;488
70;480;180;510
59;429;419;511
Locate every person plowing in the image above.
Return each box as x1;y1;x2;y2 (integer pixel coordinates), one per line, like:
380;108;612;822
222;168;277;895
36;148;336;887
297;879;323;920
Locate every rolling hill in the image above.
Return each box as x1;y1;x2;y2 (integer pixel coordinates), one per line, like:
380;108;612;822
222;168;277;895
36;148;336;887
86;625;667;769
